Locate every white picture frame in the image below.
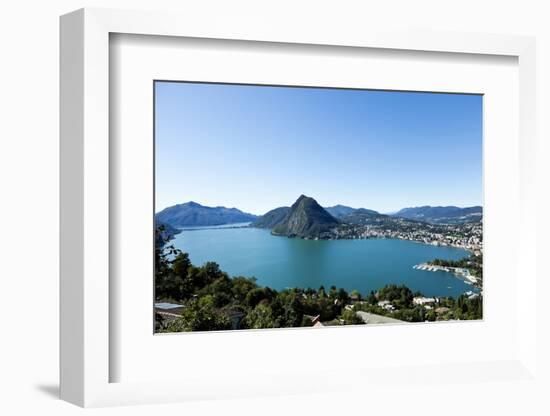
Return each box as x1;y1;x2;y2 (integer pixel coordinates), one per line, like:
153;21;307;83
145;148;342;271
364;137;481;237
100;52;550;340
60;7;538;408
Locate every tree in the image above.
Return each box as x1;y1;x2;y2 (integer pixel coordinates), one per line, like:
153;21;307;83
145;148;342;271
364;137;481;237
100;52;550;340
203;261;224;279
231;276;259;303
337;288;350;303
244;287;276;308
350;289;362;301
199;276;233;307
377;284;413;308
366;291;377;305
318;286;326;298
300;315;314;327
271;290;304;327
425;309;437;322
340;309;364;325
164;295;231;332
154;312;165;331
242;303;277;329
316;296;340;321
155;249;188;301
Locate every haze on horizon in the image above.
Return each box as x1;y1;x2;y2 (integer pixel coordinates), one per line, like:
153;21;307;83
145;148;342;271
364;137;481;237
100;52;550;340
155;82;482;216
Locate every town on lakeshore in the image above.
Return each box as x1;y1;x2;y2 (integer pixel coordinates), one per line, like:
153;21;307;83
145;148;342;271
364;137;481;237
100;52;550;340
154;195;483;332
303;215;482;254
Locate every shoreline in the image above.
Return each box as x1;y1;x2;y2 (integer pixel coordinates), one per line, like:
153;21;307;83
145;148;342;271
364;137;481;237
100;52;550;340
413;262;479;285
268;229;478;253
165;222;481;254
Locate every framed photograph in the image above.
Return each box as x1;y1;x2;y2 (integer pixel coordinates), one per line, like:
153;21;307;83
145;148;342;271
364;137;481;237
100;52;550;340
153;81;484;333
60;8;539;408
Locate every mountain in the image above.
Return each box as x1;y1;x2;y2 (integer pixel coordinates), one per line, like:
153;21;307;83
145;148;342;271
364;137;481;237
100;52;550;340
156;201;257;227
340;208;389;225
252;206;291;229
392;205;482;224
272;195;339;238
324;205;357;219
253;200;387;231
325;205;382;219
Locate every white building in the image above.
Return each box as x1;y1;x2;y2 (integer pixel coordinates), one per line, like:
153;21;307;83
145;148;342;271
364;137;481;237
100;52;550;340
413;297;436;306
377;300;395;311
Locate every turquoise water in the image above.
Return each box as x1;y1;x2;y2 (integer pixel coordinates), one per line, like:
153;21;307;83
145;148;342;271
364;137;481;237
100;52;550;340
170;227;477;298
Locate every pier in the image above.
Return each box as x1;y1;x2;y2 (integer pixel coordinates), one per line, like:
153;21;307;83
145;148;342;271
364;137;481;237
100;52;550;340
413;263;477;284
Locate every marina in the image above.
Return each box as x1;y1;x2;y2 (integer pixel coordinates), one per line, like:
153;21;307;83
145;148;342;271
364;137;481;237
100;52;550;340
413;263;478;285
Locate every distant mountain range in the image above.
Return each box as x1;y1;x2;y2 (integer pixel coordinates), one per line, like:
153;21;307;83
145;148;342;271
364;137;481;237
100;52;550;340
324;205;357;219
338;208;389;225
391;205;482;224
324;205;380;219
271;195;339;238
155;201;257;227
155;198;482;231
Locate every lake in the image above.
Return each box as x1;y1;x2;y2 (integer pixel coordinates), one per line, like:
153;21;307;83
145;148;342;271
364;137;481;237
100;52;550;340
170;226;477;298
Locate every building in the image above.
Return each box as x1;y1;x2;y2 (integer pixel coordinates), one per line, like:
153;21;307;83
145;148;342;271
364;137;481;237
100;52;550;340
413;297;436;306
377;300;395;311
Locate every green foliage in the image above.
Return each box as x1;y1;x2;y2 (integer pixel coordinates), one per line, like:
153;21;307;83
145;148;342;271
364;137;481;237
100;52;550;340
154;312;165;332
300;315;314;327
164;295;232;332
198;276;234;307
454;294;483;320
393;306;423;322
340;309;365;325
245;287;276;309
377;284;414;308
242;303;277;329
231;277;258;303
425;309;437;322
366;291;377;305
155;249;189;301
350;289;361;301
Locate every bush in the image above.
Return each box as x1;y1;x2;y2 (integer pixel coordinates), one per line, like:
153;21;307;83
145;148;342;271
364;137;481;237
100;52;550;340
163;295;231;332
340;309;364;325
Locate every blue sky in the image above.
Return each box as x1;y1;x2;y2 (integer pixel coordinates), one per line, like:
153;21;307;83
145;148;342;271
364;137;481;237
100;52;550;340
155;82;482;215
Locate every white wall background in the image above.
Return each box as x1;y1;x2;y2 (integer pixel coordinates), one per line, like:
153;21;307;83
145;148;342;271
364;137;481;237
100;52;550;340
0;1;548;414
